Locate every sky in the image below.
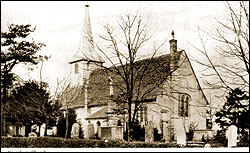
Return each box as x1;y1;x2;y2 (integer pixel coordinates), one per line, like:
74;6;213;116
1;1;229;101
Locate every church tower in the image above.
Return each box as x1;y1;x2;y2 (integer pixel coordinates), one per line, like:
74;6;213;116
69;3;104;131
69;3;104;87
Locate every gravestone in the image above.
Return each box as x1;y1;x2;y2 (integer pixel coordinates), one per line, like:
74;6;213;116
87;121;94;138
227;125;237;148
175;119;186;146
100;127;111;139
7;125;16;137
163;121;171;142
40;123;46;137
145;121;154;143
71;123;80;138
19;126;25;137
29;132;37;137
52;126;57;136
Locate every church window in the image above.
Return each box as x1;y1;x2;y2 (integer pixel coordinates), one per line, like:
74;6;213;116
139;107;144;122
144;106;148;123
75;63;79;74
178;94;190;117
97;121;101;126
184;96;189;117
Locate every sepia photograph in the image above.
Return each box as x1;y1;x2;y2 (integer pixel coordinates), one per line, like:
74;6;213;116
1;1;249;152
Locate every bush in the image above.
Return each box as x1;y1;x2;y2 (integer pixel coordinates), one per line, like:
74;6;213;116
153;128;162;141
238;131;249;147
210;130;227;147
1;136;180;148
57;109;77;138
186;122;198;141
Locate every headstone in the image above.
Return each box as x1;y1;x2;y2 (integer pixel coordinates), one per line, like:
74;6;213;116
112;126;124;140
19;126;25;137
29;132;37;137
52;126;57;136
7;125;16;137
87;121;95;138
71;123;80;138
175;119;186;146
145;121;154;143
40;123;46;137
228;125;237;148
204;143;211;148
100;127;111;139
163;121;171;142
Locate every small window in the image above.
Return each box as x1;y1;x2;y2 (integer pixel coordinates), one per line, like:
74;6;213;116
97;121;101;126
75;63;79;74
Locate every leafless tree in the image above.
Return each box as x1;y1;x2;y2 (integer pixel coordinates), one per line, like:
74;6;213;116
85;11;170;140
80;9;202;141
55;75;83;138
192;1;249;96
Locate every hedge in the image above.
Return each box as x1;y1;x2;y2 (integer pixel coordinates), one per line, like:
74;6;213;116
1;137;180;148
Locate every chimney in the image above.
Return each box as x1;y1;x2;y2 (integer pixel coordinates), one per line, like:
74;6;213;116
169;30;177;54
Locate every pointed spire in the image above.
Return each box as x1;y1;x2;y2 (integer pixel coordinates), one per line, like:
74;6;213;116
70;2;103;64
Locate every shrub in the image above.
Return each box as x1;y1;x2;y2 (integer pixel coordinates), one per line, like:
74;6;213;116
1;136;180;148
57;109;77;138
153;128;162;141
186;122;198;141
210;130;227;147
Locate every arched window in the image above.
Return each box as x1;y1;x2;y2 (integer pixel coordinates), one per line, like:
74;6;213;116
97;121;101;126
178;94;190;117
184;96;189;117
75;63;79;74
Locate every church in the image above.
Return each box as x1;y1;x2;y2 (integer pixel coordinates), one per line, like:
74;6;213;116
59;4;213;142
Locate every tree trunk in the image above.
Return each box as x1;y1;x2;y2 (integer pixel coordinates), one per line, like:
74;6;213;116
65;110;69;138
44;117;48;136
1;66;7;136
127;96;132;141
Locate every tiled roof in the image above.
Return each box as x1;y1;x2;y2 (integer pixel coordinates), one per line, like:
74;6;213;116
60;51;183;109
85;106;108;120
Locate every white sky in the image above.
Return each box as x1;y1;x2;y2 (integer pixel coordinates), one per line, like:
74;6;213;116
1;1;229;100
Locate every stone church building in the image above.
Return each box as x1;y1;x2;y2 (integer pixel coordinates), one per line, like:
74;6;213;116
60;4;212;142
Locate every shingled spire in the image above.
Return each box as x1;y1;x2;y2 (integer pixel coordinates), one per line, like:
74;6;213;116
70;3;103;64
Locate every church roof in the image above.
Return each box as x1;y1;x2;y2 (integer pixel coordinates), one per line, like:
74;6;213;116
60;49;209;110
60;51;184;109
85;106;109;120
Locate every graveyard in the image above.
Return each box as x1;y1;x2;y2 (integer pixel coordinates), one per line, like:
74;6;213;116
2;122;248;148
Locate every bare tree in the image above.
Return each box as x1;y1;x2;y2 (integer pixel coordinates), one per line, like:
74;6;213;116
84;11;171;140
55;75;83;138
192;1;249;95
78;9;204;141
